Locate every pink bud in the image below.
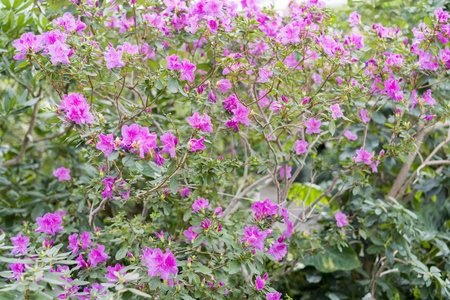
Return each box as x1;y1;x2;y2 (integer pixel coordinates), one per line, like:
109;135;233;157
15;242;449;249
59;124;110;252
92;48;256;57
281;95;288;102
197;85;204;94
263;273;269;281
184;84;189;92
208;91;216;103
302;97;310;104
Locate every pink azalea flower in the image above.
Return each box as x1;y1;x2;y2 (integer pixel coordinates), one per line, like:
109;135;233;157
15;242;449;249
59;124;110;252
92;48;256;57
348;11;361;27
10;233;29;255
103;44;125;70
335;211;349;228
279;166;292;179
266;291;282;300
423;115;436;121
183;226;200;242
192;198;209;213
141;248;178;280
216;79;232;93
231;103;250;126
344;130;357;140
180;59;196;82
201;218;211;230
330;104;343;119
354;147;372;165
67;233;79;255
160;131;178;158
53;13;77;32
223;94;239;111
186;112;213;132
166;54;181;70
80;232;91;249
410;90;418;110
35;212;64;236
423;89;436;106
304;117;321;134
119;14;135;33
9;263;25;280
251;199;278;219
181;187;190;197
13;32;44;60
65;103;94;125
88;244;109;267
96;134;117;157
189;137;206;152
269;101;284;115
360;109;371;124
53;167;71;181
43;30;67;47
383;78;403;101
268;239;287;261
256;67;273;83
105;264;126;282
279;204;293;239
294;139;309;155
241;226;268;251
214;207;223;215
255;275;265;290
119;42;139;55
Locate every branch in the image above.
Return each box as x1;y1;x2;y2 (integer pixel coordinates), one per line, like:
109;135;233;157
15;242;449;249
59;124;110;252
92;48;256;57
2;99;42;168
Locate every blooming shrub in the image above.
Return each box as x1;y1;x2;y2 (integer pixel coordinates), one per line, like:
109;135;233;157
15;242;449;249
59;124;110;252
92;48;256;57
1;0;450;299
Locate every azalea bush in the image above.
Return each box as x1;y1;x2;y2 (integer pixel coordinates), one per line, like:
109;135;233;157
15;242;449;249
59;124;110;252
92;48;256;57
1;0;450;299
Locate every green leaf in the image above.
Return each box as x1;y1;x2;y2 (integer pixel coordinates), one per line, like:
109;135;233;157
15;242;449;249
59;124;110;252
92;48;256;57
127;288;152;298
303;246;360;273
329;120;336;136
115;247;128;260
169;176;178;194
108;151;119;161
227;260;241;274
167;78;180;93
195;264;212;274
122;154;135;167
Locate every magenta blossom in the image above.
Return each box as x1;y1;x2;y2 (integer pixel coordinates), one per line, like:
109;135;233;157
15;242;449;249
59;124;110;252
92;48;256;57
360;109;371;124
88;244;109;267
186;112;213;132
348;11;361;27
47;41;71;65
35;212;64;236
9;263;25;280
330;104;343;119
214;207;223;215
192;198;209;213
67;233;79;255
103;44;125;70
344;130;357;140
266;291;282;300
423;89;436;106
255;275;265;290
12;32;44;60
96;134;117;157
268;239;287;261
166;54;181;70
216;79;232;93
241;226;268;251
423;115;436;121
354;147;373;165
304;117;322;134
181;188;190;197
335;212;349;228
10;233;29;255
183;226;200;242
294;139;309;155
250;199;278;219
80;232;91;249
189;137;206;152
141;248;178;280
160;131;178;158
279;166;292;179
231;103;250;126
53;167;71;181
180;59;196;82
105;264;126;282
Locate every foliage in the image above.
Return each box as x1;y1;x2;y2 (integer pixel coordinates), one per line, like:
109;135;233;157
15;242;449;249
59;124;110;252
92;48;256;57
0;0;450;299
